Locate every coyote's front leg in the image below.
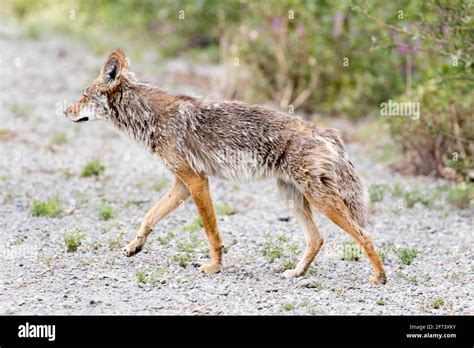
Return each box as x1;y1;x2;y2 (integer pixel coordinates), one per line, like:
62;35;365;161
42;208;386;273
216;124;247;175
123;177;190;256
177;168;223;274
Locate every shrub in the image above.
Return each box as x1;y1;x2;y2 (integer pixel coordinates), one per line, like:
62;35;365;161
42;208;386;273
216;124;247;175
387;80;473;180
364;1;474;179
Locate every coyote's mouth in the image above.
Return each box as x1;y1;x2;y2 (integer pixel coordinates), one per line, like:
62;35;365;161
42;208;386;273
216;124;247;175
74;117;89;122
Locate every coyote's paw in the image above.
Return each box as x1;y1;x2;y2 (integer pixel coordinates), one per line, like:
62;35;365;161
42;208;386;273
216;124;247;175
282;269;304;278
369;273;387;285
199;262;222;274
122;238;145;257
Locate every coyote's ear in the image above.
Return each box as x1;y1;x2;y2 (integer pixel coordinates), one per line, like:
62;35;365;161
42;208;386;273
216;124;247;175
98;49;129;92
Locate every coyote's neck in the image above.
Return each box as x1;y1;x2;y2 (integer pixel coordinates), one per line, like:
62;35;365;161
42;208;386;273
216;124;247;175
108;81;170;153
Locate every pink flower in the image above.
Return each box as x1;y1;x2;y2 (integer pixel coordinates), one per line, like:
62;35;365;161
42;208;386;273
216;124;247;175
270;17;282;32
296;25;305;37
332;12;344;38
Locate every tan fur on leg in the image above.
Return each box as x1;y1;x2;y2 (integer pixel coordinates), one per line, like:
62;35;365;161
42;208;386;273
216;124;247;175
277;180;324;278
177;166;223;273
123;177;190;256
305;194;387;285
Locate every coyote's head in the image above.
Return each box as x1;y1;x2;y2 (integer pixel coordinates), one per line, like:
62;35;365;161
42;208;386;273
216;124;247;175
64;49;129;122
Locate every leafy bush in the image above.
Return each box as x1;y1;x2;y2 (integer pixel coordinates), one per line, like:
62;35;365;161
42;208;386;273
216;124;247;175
233;1;410;117
387;80;473;179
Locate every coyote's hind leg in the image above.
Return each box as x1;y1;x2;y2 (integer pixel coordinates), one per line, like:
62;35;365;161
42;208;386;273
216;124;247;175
277;179;324;278
305;194;387;285
123;177;190;257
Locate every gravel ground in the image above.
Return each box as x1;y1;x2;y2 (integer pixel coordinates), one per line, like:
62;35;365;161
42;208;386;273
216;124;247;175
0;31;472;315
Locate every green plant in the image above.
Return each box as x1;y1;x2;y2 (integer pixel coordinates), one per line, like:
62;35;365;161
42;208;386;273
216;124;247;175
312;281;324;291
262;233;284;263
61;168;73;179
156;231;175;245
14;237;26;245
369;184;388;203
446;182;473;209
31;197;63;217
136;268;165;284
282;302;294;311
376;298;386;306
11;103;32;118
378;248;389;264
360;1;473;179
124;199;144;208
281;259;296;271
136;270;148;284
391;183;404;198
402;188;432;208
0;129;15;141
215;202;235;215
177;236;206;254
152;178;169;192
156;236;169;245
182;216;203;233
51;132;67;145
341;241;363;261
98;203;115;220
397;248;418;265
63;228;85;252
172;253;191;267
108;231;126;250
81;159;105;177
431;297;445;309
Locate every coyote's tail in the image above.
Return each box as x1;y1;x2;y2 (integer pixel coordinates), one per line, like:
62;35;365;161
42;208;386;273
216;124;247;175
323;129;369;227
336;159;369;227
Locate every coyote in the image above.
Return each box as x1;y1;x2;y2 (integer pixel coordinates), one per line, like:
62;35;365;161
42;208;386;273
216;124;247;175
65;49;387;284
